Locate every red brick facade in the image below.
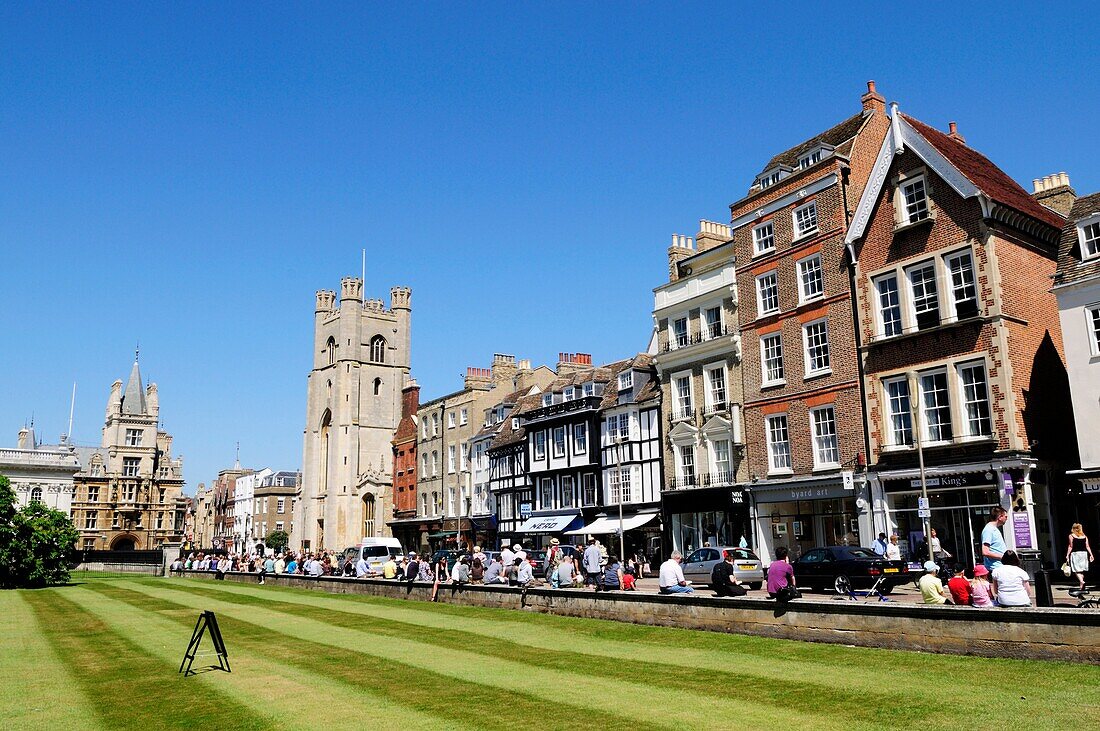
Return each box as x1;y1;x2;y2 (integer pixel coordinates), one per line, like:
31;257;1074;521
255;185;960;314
391;381;420;517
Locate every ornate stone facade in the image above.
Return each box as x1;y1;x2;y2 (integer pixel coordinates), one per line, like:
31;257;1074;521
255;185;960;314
0;426;80;515
295;277;410;550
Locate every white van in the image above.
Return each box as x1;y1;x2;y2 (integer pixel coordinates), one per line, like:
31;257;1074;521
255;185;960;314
343;537;404;575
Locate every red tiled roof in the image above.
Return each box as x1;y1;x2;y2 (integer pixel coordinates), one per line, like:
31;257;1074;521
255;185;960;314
902;114;1065;230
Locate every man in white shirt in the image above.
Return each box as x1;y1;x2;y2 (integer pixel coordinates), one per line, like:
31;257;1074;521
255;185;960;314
500;543;515;569
513;544;527;562
659;551;693;594
355;556;370;578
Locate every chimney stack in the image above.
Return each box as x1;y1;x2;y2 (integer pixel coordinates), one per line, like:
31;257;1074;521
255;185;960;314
696;220;733;254
556;352;593;376
490;353;518;386
1031;172;1076;217
401;378;420;419
947;121;965;144
861;80;886;115
464;367;492;391
667;233;695;282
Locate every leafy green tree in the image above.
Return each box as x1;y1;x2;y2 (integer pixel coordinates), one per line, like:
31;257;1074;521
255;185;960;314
265;530;289;553
0;474;80;589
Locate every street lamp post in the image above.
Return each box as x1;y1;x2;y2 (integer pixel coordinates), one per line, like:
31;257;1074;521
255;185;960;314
616;436;625;562
908;371;935;566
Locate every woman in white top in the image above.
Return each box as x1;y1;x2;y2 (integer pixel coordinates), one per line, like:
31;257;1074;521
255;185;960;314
885;534;902;561
991;550;1033;607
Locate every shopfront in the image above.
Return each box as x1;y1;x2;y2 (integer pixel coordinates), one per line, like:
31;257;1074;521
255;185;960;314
872;463;1054;567
662;486;751;559
750;475;870;565
565;509;661;564
513;511;583;550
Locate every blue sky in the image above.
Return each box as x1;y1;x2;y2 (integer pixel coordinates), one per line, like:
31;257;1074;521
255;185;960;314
2;4;1097;493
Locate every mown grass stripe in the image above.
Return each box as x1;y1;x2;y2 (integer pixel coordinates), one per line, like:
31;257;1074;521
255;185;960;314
63;585;454;731
89;582;666;731
23;590;272;731
0;592;99;729
126;579;831;730
163;578;917;727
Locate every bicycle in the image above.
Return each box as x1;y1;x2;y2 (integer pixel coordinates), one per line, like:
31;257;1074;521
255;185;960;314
1069;588;1100;609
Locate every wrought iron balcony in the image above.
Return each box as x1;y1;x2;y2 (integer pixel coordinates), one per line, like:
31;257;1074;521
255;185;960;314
668;475;699;489
701;471;735;487
669;407;697;424
660;326;733;354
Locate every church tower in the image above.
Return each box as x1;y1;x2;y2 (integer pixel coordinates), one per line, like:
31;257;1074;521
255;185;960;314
296;277;411;550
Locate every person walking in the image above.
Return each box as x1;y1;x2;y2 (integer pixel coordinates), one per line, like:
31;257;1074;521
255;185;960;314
930;528;951;563
992;550;1033;607
658;551;693;594
1066;523;1094;593
885;534;902;561
872;532;889;556
981;507;1009;571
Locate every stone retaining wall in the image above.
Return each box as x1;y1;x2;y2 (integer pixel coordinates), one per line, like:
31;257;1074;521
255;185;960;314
187;571;1100;663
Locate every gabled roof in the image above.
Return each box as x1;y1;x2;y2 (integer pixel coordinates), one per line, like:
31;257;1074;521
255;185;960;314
489;394;543;450
759;111;867;174
1054;192;1100;287
598;354;660;409
902;115;1065;230
846;110;1065;246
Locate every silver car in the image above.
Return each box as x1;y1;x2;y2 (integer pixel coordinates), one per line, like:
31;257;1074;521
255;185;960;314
682;547;765;590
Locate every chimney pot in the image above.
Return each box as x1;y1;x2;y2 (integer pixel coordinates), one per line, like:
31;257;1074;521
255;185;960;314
867;80;876;94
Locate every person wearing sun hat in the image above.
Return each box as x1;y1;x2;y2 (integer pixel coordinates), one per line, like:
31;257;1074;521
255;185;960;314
969;564;994;607
918;560;951;604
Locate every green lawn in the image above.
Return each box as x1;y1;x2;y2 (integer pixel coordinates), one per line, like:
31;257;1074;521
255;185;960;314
2;577;1097;730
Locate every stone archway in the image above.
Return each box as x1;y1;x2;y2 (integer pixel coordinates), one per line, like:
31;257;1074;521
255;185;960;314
110;534;138;551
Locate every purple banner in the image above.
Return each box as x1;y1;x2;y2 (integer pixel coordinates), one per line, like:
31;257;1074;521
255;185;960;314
1012;512;1032;549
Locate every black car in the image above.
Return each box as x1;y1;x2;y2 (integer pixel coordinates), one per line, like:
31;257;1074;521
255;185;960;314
792;546;910;594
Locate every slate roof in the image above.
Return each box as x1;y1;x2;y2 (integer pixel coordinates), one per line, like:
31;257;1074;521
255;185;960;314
759;112;867;174
488;393;543;450
902;114;1066;231
598;354;660;409
1054;192;1100;287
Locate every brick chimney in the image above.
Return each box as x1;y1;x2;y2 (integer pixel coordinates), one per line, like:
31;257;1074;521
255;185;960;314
695;220;733;254
490;353;518;386
861;80;885;115
556;352;593;376
667;234;695;282
1032;172;1076;217
401;379;420;419
464;367;492;391
947;121;966;144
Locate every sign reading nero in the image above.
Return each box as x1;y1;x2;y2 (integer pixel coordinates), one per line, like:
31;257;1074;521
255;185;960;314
527;519;566;531
883;472;993;493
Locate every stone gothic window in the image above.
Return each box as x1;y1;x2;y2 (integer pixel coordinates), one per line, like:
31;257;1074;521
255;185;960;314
30;487;42;504
363;494;376;537
370;335;386;363
374;377;382;395
326;337;337;366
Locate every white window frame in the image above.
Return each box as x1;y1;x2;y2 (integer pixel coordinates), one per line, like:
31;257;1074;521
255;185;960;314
874;272;903;338
582;474;597;506
460;442;468;471
573;423;587;453
448;445;456;473
672;372;693;420
704;364;727;411
542;394;553;407
540;478;554;509
711;438;732;479
561;475;574;508
797;253;824;303
671;316;689;349
1088;304;1100;356
944;248;978;320
802;318;831;377
703;305;724;340
618;371;632;391
896;173;931;225
277;498;285;514
792;200;818;240
122;457;140;478
906;260;941;331
956;360;993;439
760;332;785;386
809;406;840;469
765;414;792;474
533;431;547;460
552;427;566;457
918;369;953;444
1076;214;1100;261
798;148;822;170
447;412;456;429
460;408;468;426
125;429;143;447
753;221;775;256
583;382;595;397
677;443;696;481
882;375;914;448
756;271;779;316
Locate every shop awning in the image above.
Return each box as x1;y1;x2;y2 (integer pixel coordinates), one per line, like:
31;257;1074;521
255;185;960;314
515;514;581;533
564;512;659;535
426;531;458;539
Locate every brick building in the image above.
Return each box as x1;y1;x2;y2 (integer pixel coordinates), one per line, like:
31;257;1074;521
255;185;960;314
653;222;749;556
252;470;300;547
845;106;1072;567
731;82;889;561
387;378;421;550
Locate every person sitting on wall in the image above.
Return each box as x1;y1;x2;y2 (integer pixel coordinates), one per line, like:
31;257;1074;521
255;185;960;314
711;550;748;597
766;547;796;600
658;551;693;594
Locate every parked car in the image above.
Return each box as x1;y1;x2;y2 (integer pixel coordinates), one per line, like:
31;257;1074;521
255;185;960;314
682;547;766;590
430;549;470;574
792;545;910;594
343;538;404;575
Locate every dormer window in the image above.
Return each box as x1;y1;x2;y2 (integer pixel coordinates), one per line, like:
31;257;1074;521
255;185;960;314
583;382;595;397
512;418;519;429
564;386;575;401
1079;215;1100;260
798;149;822;169
618;371;632;392
757;166;790;190
542;394;553;407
